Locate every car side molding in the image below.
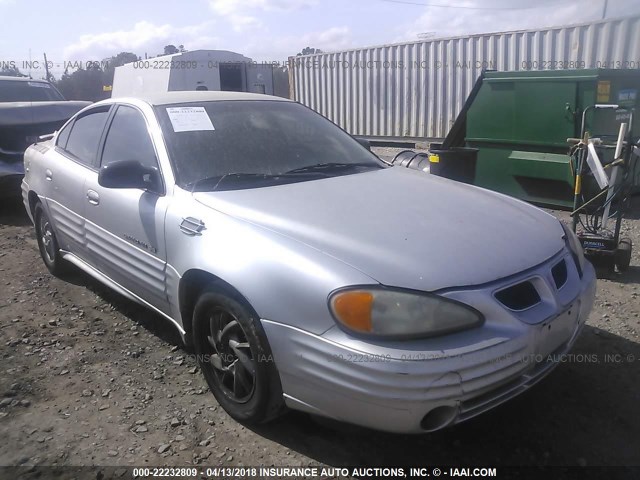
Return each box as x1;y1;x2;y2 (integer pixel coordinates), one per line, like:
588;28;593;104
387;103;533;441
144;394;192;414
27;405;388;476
60;250;186;336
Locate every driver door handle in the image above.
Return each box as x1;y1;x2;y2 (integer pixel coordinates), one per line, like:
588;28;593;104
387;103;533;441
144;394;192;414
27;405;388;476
87;190;100;205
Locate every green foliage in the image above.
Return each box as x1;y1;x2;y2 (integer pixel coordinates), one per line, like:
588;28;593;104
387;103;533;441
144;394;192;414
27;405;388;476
296;47;323;56
161;45;187;56
55;65;107;102
53;51;140;102
0;65;26;77
164;45;180;55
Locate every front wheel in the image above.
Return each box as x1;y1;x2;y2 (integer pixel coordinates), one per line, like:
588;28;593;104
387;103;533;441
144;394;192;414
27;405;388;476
192;288;284;424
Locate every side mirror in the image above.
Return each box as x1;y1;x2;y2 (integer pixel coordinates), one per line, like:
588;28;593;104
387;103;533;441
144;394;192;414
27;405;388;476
98;160;161;192
355;137;371;151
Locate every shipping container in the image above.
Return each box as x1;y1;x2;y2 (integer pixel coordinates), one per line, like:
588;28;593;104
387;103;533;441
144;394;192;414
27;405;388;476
290;15;640;141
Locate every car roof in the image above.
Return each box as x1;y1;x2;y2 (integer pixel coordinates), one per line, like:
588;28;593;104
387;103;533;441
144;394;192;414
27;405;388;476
0;75;49;83
113;91;291;106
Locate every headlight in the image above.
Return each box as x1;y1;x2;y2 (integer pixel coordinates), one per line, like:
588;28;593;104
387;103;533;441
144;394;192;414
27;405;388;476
560;221;585;277
328;287;484;339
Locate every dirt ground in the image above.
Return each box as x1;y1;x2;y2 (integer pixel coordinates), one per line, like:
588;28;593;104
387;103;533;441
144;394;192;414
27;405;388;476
0;168;639;470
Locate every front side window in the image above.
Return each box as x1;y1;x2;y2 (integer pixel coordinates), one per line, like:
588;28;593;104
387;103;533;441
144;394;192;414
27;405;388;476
155;100;385;191
64;108;110;167
101;105;158;170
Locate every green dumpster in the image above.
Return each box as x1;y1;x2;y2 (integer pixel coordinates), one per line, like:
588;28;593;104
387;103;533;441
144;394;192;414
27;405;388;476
451;69;640;208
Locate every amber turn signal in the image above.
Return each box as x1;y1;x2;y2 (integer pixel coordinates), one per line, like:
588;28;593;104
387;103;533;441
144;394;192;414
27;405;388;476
331;291;374;333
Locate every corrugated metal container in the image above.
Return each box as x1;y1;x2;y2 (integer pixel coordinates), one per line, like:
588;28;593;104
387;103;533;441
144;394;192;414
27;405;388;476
290;15;640;140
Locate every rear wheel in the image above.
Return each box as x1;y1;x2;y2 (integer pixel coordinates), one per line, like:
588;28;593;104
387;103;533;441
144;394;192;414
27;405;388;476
34;202;66;276
192;288;284;424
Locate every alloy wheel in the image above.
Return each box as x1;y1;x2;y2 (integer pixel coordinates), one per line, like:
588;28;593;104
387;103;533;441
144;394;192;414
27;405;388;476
39;216;56;264
204;307;256;403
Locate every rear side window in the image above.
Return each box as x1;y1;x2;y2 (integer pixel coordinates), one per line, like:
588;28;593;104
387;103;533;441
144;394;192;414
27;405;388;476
101;105;158;169
64;108;110;167
55;121;73;149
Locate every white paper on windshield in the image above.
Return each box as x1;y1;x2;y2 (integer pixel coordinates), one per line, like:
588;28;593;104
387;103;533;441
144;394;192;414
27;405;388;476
166;107;215;132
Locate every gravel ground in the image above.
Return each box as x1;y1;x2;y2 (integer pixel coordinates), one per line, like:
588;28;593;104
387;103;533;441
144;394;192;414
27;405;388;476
0;163;639;469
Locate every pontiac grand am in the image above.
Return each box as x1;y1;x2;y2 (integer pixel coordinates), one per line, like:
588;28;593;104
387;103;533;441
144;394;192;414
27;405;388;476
21;91;596;433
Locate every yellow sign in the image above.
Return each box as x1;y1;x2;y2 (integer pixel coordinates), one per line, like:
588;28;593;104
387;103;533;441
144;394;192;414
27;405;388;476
429;154;440;163
596;80;610;102
103;85;113;92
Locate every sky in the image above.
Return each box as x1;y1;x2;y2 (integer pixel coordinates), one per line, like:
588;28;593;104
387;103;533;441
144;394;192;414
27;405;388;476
1;0;639;78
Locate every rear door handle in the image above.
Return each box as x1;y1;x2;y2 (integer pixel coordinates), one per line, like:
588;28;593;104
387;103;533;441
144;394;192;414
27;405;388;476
45;169;53;181
86;190;100;205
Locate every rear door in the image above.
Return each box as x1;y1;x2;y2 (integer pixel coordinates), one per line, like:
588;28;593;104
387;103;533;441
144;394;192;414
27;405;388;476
44;105;111;257
83;104;170;314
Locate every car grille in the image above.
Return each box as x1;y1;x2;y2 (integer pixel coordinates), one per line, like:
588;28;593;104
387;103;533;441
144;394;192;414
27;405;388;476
551;259;568;289
494;257;571;311
494;281;541;311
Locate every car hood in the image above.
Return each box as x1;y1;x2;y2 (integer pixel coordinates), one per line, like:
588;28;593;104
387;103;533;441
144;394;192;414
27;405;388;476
0;101;91;127
194;167;565;291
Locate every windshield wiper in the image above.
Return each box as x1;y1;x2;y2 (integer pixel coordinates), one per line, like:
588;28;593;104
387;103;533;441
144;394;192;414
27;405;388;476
189;163;381;192
189;173;278;192
284;162;379;175
190;169;331;192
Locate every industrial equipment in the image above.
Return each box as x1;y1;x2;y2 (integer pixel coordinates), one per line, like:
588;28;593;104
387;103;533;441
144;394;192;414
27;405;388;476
568;105;638;274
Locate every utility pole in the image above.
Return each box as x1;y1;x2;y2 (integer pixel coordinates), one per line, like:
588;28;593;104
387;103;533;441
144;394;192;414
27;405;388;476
602;0;608;19
43;53;50;82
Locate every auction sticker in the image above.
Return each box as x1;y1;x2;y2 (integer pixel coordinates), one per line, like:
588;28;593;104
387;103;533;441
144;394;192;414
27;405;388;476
166;106;215;132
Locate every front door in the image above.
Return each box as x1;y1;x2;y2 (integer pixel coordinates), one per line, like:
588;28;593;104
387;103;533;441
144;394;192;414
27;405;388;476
83;104;170;314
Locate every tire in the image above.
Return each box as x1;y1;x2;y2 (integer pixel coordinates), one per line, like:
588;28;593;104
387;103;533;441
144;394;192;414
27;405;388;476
192;288;284;424
34;202;67;276
615;238;632;272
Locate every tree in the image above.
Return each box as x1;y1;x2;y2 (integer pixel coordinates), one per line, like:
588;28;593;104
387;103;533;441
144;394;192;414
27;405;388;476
163;45;180;55
297;47;323;56
55;63;108;102
0;64;26;77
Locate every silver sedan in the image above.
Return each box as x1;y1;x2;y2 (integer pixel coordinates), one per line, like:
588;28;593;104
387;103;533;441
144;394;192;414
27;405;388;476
22;91;596;433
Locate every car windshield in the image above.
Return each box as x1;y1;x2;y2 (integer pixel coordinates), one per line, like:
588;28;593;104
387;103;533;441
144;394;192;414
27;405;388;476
0;79;65;102
155;100;386;191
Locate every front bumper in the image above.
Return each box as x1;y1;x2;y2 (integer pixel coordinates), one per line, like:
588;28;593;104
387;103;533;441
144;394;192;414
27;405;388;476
262;252;597;433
